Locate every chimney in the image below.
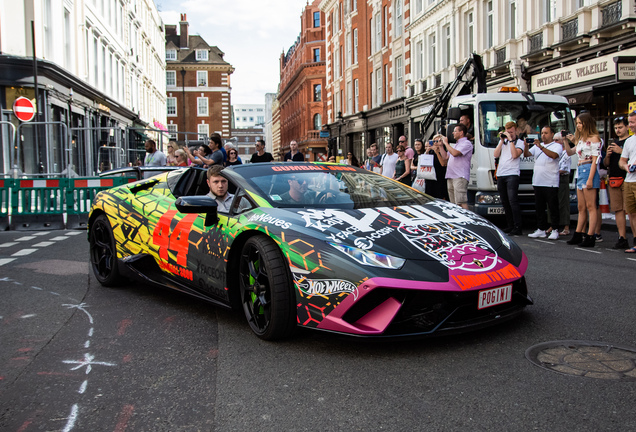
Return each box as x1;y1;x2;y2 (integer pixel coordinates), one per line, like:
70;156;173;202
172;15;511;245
179;13;188;49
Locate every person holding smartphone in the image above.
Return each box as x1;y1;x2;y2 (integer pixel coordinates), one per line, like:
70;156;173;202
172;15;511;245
524;126;563;240
602;117;629;249
494;121;524;236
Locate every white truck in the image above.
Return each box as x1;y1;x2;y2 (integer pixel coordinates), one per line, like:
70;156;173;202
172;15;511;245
445;90;576;217
419;54;577;217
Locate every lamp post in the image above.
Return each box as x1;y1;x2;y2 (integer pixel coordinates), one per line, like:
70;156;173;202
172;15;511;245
337;111;343;160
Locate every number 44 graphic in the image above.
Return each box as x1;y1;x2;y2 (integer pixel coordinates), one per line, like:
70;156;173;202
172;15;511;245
152;210;198;267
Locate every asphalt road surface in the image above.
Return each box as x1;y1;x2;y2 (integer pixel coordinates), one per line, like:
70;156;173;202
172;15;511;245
0;228;634;431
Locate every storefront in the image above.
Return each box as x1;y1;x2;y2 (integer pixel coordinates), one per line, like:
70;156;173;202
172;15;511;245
530;47;636;143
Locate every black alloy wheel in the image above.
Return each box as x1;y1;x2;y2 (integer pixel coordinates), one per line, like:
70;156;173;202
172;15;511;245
239;235;295;340
89;214;123;286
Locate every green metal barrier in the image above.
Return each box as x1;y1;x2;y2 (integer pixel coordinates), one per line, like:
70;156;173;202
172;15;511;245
0;179;10;231
66;177;133;229
10;178;67;231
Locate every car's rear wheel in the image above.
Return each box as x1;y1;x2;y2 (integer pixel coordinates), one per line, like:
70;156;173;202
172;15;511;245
89;214;123;286
239;235;295;340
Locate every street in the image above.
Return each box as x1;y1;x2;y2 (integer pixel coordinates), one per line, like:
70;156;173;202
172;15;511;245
0;228;635;431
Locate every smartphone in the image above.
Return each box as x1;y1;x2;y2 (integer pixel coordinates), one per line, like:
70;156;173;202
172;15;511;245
428;140;434;146
525;138;535;144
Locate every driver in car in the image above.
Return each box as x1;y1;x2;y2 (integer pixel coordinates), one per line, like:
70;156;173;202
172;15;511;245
206;165;234;212
280;175;336;205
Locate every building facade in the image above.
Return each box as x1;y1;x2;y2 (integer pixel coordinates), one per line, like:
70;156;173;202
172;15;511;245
318;0;636;159
232;104;266;129
0;0;166;175
278;0;328;162
165;15;233;145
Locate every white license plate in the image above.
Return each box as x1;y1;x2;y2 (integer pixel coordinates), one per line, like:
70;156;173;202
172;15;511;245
477;285;512;309
487;207;505;214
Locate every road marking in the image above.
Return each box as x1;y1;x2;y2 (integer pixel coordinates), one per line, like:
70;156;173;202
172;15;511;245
533;239;554;244
11;249;37;257
627;258;636;262
50;236;70;241
32;232;49;236
0;258;16;266
78;380;88;394
65;231;82;236
33;241;55;247
0;242;18;248
21;314;37;319
16;236;36;241
62;404;78;432
575;247;602;254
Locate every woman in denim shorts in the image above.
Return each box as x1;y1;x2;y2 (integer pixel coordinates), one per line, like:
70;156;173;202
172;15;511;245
562;112;602;247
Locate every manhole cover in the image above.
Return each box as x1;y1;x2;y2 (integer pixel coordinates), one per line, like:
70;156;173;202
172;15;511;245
525;340;636;381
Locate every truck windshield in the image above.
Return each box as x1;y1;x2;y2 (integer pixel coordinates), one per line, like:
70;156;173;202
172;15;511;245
479;101;574;148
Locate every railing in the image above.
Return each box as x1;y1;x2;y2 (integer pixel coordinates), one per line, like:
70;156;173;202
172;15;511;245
495;47;506;65
601;0;622;27
529;33;543;53
562;18;578;42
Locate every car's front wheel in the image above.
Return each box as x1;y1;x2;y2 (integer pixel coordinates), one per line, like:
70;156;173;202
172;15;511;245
89;214;123;286
239;235;295;340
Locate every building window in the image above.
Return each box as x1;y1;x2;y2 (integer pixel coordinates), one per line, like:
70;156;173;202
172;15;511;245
314;84;322;102
394;0;403;38
166;71;176;86
354;79;359;112
428;33;436;74
376;67;382;106
416;40;423;80
352;0;356;12
347;80;353;114
375;13;381;52
415;0;423;15
198;124;209;140
395;56;403;98
486;1;494;48
508;0;517;39
544;0;556;23
196;49;208;61
313;48;320;62
383;6;388;46
444;24;451;68
313;11;320;27
197;71;208;86
167;97;177;116
353;29;358;64
345;32;351;67
466;11;474;56
167;124;178;140
166;49;177;60
198;97;208;116
313;113;321;130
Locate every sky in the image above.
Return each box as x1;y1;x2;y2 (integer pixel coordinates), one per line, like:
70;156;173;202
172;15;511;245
157;0;310;105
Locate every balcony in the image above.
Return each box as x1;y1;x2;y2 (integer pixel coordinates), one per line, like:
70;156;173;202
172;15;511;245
562;18;578;42
529;33;543;53
601;1;622;27
495;47;506;65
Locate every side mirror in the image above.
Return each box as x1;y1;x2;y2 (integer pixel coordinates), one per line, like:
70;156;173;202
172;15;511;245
175;196;218;226
447;107;462;121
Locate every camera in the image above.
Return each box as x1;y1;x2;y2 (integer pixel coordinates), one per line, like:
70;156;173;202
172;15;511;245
561;130;569;136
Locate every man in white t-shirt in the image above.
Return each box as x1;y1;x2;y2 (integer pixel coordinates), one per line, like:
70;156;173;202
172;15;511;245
380;142;399;179
143;139;167;178
524;126;563;240
619;111;636;253
494;121;524;236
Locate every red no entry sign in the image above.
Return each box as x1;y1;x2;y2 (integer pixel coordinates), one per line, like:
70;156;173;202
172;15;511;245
13;96;36;122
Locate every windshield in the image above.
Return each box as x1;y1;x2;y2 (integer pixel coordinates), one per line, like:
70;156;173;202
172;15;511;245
242;167;434;209
479;101;574;148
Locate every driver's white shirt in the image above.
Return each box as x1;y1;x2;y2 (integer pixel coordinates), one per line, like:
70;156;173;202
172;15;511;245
206;191;234;213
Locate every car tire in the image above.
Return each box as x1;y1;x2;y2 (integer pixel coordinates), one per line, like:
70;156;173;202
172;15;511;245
89;214;123;287
239;235;295;340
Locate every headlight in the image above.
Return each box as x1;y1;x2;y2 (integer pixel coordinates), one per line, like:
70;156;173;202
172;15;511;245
476;193;501;204
329;243;405;269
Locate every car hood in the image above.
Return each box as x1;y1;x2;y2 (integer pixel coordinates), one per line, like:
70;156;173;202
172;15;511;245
241;199;521;268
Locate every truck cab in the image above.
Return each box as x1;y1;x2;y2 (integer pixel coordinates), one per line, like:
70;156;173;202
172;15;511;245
446;90;576;217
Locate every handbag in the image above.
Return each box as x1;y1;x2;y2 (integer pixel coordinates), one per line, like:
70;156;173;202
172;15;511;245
609;177;624;188
417;154;436;181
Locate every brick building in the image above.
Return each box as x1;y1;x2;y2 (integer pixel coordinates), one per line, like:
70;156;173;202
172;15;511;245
278;0;328;162
165;14;234;145
319;0;410;161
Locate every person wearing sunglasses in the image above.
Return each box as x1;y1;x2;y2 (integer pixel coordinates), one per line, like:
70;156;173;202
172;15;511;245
174;149;189;167
225;149;242;166
166;140;178;166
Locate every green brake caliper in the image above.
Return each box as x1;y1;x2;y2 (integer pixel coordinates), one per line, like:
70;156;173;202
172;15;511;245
249;259;264;315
